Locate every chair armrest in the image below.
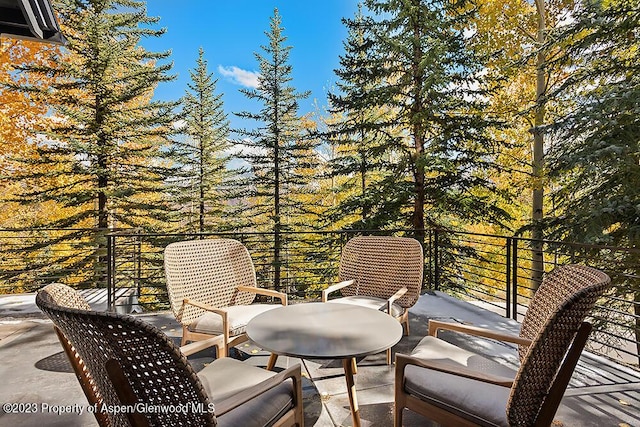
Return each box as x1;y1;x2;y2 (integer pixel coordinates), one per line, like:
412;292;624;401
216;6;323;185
395;352;514;388
428;320;532;346
183;299;229;339
321;279;355;302
180;336;225;357
237;285;288;305
183;298;228;317
386;287;408;314
215;364;303;416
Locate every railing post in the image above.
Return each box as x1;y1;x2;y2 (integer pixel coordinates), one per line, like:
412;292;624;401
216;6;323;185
434;229;440;291
426;229;432;290
512;237;518;320
274;230;281;293
506;237;511;319
106;232;113;312
136;234;142;299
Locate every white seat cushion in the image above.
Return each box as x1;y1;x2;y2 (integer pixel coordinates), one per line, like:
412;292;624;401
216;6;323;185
404;335;516;427
189;304;281;337
327;295;405;318
198;357;295;427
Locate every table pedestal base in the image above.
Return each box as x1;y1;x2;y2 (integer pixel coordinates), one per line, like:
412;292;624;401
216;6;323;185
267;353;278;371
247;303;402;427
266;354;362;426
343;357;360;427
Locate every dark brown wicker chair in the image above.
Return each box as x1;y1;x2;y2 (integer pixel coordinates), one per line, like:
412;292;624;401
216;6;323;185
37;283;304;427
322;235;424;363
34;283;110;427
394;264;610;427
164;238;288;357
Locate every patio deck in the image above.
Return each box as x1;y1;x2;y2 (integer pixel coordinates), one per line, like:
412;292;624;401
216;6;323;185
1;291;638;426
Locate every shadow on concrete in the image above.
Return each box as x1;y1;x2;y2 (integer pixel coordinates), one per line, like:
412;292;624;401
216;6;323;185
35;351;73;373
2;291;639;427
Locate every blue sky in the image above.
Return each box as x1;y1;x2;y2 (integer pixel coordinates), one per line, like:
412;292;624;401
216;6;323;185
143;1;359;126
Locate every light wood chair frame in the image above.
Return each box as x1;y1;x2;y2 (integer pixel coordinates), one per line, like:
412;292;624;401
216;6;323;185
395;320;591;427
179;285;287;356
393;264;611;427
37;283;304;427
164;238;288;357
106;355;304;427
322;235;424;364
323;279;410;332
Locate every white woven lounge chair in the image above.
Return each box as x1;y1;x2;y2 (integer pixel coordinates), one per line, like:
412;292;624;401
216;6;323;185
164;238;287;357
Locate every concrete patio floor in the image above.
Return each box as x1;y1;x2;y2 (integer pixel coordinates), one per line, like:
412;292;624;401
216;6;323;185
1;290;639;426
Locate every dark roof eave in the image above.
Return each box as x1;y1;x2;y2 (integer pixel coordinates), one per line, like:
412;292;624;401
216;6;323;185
0;30;67;45
0;0;66;45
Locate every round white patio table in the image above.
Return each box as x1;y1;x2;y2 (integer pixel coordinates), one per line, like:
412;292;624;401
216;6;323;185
246;302;403;427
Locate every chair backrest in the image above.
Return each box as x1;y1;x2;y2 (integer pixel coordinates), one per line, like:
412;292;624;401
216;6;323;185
36;284;110;427
164;239;257;326
37;282;93;310
338;236;424;308
37;284;216;427
508;265;610;426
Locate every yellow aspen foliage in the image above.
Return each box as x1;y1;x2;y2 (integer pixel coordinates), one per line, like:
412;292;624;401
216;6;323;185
0;40;50;170
470;0;576;237
0;39;71;228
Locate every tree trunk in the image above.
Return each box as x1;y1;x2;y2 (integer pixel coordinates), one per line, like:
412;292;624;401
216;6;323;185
97;151;109;289
274;125;282;293
531;0;547;291
413;150;426;243
199;136;205;234
359;137;368;223
411;12;426;244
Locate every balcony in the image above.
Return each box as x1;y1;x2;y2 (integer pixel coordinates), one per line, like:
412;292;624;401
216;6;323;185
0;228;639;426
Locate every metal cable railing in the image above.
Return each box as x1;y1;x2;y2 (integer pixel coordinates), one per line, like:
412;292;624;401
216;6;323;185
431;229;640;368
0;227;637;368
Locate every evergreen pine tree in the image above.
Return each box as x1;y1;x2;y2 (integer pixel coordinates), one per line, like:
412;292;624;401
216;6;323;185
545;0;640;356
362;0;509;240
327;4;404;230
174;48;234;233
547;0;639;247
234;8;316;291
13;0;177;285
